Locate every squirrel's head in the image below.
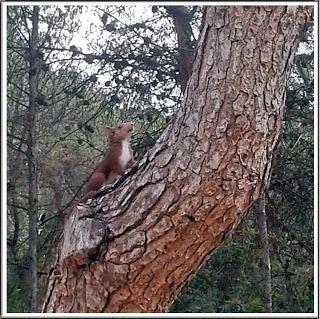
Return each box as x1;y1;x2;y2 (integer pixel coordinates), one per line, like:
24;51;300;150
105;122;134;143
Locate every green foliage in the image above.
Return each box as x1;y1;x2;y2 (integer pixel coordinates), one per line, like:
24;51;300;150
7;266;24;312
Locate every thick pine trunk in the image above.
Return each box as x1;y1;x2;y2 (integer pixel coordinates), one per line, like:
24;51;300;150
27;6;40;312
42;6;312;313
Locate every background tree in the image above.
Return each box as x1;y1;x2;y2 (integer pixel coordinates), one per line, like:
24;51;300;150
7;5;88;311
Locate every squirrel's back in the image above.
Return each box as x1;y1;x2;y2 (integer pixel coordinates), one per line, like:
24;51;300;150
81;122;134;202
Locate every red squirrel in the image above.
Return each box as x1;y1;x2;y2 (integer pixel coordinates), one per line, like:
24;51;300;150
81;122;135;202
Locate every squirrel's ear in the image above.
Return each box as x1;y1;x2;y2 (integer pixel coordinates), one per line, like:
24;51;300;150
105;126;114;136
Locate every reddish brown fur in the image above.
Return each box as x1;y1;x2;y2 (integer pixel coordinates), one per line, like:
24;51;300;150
81;122;134;202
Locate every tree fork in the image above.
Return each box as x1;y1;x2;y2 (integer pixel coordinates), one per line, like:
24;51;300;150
42;6;313;313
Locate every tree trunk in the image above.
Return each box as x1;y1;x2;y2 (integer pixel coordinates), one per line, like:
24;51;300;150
27;5;40;312
165;6;195;92
257;194;272;312
42;6;312;313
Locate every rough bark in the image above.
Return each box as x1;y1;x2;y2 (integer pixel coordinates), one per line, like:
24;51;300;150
257;194;272;312
42;6;312;313
26;5;40;312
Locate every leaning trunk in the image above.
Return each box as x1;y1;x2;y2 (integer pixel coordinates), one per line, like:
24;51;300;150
42;6;312;313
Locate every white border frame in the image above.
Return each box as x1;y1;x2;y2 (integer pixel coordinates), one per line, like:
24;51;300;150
1;1;318;318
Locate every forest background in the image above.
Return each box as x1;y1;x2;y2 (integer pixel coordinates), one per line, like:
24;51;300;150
4;4;316;313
